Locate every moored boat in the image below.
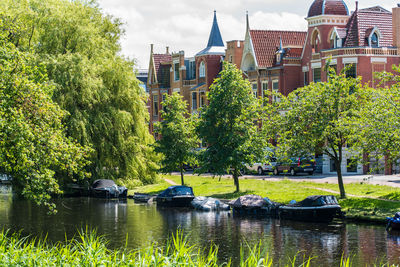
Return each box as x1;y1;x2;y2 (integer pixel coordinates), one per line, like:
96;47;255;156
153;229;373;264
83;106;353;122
387;212;400;231
278;195;342;223
90;179;128;199
155;186;195;207
229;195;280;217
191;196;230;211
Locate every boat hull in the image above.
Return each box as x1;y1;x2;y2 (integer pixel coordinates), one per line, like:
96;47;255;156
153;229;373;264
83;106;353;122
90;188;128;199
155;196;195;207
279;205;341;223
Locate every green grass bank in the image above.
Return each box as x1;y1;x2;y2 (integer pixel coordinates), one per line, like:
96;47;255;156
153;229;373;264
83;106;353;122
131;175;400;223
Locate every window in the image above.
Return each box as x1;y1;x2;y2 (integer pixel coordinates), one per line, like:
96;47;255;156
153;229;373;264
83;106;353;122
162;93;167;112
199;61;205;78
252;83;258;98
304;72;309;86
192;92;197;111
330;30;342;48
311;31;320;53
330;158;337;172
229;55;233;63
262;82;268;98
313;68;321;83
370;32;379;47
199;91;206;108
345;64;356;79
174;63;180;81
272;80;280;102
153;95;159;119
347;159;357;173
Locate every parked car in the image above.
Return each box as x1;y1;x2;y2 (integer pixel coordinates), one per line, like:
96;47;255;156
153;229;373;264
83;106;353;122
273;156;316;176
243;156;277;175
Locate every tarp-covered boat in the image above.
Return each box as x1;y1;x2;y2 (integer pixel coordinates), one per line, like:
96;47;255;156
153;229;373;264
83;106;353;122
229;195;280;216
387;212;400;231
278;195;342;223
191;196;230;211
90;179;128;199
155;186;195;207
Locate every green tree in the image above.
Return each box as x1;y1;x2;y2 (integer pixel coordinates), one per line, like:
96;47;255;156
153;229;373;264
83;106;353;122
0;19;90;211
265;67;366;198
197;62;263;192
0;0;159;185
357;67;400;169
154;93;198;185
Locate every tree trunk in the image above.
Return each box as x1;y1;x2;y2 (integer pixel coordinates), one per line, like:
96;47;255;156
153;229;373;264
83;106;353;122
180;164;184;185
233;169;240;192
337;147;346;199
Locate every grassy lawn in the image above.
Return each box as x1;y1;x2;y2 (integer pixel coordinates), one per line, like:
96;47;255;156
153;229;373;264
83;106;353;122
131;174;400;222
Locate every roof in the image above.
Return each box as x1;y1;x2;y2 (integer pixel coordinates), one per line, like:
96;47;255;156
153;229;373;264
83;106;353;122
153;53;171;77
307;0;349;18
249;30;307;68
285;47;303;58
343;7;393;47
196;11;225;56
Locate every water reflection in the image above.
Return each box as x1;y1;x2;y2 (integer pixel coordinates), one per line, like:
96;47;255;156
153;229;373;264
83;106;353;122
0;190;399;266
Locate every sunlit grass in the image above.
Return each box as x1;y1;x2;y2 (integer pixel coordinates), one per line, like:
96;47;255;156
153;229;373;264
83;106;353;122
131;175;400;222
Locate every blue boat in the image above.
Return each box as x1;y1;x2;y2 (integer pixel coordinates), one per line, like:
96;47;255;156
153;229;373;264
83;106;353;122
155;186;195;207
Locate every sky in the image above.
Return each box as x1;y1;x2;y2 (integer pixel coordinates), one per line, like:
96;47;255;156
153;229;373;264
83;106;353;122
96;0;397;69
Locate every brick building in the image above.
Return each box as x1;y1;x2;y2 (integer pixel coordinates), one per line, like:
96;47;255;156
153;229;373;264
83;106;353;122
147;11;234;138
240;0;400;174
147;1;400;175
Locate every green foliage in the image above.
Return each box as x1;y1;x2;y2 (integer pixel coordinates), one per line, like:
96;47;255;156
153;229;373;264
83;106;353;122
0;229;319;266
0;0;159;185
264;66;366;198
154;93;199;185
197;61;264;192
0;18;90;211
356;66;400;165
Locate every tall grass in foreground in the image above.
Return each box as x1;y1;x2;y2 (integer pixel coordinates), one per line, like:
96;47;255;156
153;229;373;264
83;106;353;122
0;229;395;266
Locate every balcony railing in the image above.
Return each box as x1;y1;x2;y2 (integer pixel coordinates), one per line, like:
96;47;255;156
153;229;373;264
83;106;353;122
322;47;398;58
183;79;197;86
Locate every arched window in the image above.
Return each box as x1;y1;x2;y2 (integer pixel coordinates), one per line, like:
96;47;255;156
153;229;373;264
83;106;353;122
371;32;379;47
199;61;205;78
311;30;320;53
368;27;381;48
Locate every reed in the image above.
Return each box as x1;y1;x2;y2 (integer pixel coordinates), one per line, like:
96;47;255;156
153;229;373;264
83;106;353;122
0;229;394;266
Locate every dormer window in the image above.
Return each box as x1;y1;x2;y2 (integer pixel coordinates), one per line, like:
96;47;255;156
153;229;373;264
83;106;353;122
368;27;381;48
371;32;379;47
199;61;205;78
330;28;343;49
276;53;281;64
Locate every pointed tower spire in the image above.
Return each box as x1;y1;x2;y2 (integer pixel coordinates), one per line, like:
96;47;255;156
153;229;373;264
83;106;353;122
246;11;250;32
206;10;224;48
196;11;225;56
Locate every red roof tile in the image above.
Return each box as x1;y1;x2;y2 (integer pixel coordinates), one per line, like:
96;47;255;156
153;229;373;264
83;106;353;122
250;30;307;68
344;8;393;47
308;0;349;18
286;47;303;58
153;54;171;77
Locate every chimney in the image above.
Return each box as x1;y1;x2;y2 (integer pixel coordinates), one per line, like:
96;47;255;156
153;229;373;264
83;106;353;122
355;1;358;11
393;5;400;49
166;46;169;54
150;44;154;54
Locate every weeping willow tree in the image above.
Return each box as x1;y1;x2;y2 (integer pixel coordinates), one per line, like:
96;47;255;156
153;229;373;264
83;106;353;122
0;0;158;185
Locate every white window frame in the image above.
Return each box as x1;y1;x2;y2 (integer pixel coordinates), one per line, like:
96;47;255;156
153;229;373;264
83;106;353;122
261;81;268;98
199;61;205;78
252;83;258;98
191;92;198;111
272;80;280;102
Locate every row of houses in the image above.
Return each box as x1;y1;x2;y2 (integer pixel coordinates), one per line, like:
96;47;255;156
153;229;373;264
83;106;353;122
146;0;400;175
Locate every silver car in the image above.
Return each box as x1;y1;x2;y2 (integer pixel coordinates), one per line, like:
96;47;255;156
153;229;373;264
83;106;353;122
243;157;277;175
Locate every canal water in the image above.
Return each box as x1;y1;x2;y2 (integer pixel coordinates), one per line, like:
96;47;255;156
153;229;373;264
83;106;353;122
1;188;400;266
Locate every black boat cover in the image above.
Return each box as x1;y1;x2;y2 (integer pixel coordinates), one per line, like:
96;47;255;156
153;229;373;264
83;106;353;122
290;195;338;207
92;179;116;189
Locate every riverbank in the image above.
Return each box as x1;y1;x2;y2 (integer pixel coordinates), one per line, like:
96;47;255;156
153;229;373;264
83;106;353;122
131;175;400;223
0;229;315;266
